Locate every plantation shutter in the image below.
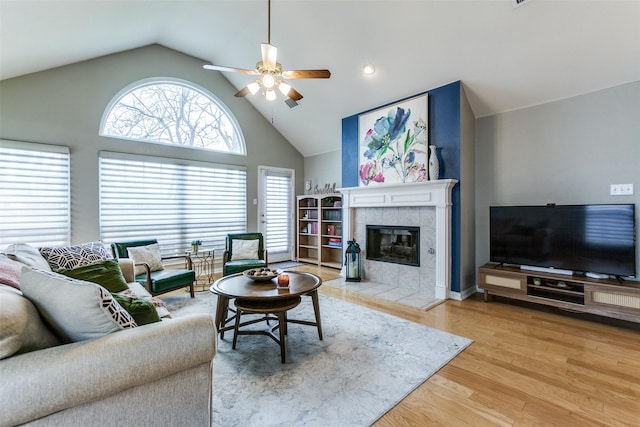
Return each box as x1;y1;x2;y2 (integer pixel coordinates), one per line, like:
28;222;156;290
0;140;70;247
99;151;246;256
263;171;292;254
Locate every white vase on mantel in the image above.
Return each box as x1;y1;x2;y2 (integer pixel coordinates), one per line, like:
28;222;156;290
428;145;440;181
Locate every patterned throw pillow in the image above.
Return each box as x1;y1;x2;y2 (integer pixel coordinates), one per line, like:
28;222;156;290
127;243;165;276
20;267;137;343
39;241;112;272
0;255;23;290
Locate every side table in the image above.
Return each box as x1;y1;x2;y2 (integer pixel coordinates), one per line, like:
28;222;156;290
185;249;215;291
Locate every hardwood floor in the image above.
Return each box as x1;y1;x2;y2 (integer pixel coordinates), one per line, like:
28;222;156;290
295;265;640;427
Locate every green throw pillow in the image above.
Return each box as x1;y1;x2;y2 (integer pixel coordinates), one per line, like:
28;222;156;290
112;294;161;325
58;259;129;293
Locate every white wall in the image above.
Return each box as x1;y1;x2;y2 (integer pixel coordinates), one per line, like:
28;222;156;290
0;45;305;243
459;85;477;294
475;81;640;278
303;149;342;193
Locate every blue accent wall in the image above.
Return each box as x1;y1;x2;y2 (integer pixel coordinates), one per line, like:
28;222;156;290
341;81;462;292
341;115;359;188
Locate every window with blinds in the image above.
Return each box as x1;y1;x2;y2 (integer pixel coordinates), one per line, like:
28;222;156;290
99;152;247;256
0;140;70;247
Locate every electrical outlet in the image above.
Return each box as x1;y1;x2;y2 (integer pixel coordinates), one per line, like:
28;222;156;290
610;184;634;196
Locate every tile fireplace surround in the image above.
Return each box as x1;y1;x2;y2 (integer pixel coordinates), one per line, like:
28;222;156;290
338;180;458;307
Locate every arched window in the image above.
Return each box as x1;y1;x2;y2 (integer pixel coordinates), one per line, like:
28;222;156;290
100;78;246;155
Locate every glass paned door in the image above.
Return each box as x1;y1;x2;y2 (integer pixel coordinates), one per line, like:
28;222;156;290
258;166;294;262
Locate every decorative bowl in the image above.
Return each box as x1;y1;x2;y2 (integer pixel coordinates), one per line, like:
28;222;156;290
243;268;280;282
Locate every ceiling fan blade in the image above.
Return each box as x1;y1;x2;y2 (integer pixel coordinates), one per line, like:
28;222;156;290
235;86;251;97
261;43;278;71
281;69;331;79
203;64;257;75
287;86;303;101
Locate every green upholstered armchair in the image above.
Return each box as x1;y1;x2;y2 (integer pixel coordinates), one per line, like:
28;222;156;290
222;233;268;276
111;239;196;298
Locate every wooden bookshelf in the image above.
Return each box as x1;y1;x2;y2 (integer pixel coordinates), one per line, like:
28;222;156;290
297;194;343;269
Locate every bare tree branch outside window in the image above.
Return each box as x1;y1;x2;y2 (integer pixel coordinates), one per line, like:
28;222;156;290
102;82;243;154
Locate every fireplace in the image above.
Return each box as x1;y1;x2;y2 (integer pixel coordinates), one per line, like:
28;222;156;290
366;225;420;266
338;180;457;300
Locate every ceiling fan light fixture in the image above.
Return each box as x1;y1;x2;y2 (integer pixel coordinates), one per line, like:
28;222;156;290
247;82;261;95
262;74;276;89
278;82;292;97
265;89;277;101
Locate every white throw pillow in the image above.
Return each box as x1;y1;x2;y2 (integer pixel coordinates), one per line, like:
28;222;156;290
127;243;165;276
3;243;52;271
230;239;260;261
19;267;137;343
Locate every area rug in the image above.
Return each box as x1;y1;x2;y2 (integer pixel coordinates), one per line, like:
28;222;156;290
163;291;472;426
269;260;305;269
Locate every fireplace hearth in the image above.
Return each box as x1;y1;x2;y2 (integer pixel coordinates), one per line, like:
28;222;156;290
366;225;420;266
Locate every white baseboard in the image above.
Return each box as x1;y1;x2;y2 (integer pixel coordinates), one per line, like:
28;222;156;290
449;286;478;301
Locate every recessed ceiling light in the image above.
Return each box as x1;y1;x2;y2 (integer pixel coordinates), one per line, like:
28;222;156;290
362;64;376;75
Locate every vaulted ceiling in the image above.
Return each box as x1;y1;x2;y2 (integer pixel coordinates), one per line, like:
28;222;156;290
1;1;639;157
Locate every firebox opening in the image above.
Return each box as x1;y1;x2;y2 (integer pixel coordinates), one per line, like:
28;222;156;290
366;225;420;266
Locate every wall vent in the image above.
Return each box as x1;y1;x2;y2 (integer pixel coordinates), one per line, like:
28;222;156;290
513;0;533;8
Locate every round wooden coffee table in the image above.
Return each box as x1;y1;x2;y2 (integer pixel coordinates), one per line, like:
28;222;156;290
210;271;323;362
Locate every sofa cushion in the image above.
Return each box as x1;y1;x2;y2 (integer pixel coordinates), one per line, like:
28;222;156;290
112;293;161;325
127;243;164;276
0;285;61;359
39;241;112;271
0;254;23;290
2;243;52;271
230;239;259;260
58;259;129;293
20;268;137;343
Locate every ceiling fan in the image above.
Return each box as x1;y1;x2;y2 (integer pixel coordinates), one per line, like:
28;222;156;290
203;0;330;108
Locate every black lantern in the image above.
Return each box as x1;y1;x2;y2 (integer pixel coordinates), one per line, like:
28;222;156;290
344;239;362;282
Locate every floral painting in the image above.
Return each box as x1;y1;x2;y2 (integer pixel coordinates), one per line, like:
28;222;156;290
358;94;428;186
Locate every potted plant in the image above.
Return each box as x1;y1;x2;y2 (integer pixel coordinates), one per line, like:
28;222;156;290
191;240;202;253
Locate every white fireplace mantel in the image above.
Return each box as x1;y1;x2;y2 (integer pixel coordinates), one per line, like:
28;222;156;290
338;179;458;300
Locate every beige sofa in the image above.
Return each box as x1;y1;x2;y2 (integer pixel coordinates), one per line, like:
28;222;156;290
0;244;217;426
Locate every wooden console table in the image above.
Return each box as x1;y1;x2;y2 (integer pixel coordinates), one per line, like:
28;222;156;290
479;263;640;324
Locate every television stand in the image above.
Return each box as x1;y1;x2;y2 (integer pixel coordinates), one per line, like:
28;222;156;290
479;263;640;324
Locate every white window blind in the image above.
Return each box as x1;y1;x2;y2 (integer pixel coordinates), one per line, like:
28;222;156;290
0;140;70;247
99;152;247;256
263;172;292;254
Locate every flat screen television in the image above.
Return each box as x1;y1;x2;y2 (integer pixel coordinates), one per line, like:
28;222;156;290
490;204;636;277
